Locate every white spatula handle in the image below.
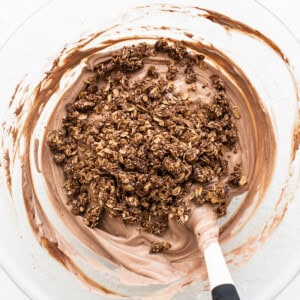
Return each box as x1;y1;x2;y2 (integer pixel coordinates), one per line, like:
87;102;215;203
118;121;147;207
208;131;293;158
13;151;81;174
204;242;240;300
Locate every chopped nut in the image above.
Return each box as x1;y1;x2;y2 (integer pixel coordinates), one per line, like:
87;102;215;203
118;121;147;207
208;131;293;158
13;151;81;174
210;75;226;91
53;153;66;164
199;61;208;70
172;186;182;196
182;92;189;101
188;82;197;91
194;186;203;198
194;166;214;184
185;66;197;84
232;106;241;119
239;176;247;187
147;65;159;78
74;99;95;111
149;241;171;254
166;64;178;80
228;165;246;187
47;130;65;151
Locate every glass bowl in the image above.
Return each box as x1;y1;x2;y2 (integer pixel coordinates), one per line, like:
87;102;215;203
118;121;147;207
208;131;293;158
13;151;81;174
0;1;300;299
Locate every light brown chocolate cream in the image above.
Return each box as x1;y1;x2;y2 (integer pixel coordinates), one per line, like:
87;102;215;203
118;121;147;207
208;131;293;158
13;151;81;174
186;204;219;254
18;36;275;293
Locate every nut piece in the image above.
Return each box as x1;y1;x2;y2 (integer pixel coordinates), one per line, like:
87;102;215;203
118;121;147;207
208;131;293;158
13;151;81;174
232;106;241;119
149;241;171;254
239;176;248;187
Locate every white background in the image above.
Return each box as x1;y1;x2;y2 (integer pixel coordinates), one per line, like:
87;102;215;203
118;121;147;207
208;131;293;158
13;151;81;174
0;1;299;299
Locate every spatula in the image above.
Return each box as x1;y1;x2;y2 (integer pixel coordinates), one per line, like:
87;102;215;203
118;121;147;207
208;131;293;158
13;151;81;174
187;204;240;300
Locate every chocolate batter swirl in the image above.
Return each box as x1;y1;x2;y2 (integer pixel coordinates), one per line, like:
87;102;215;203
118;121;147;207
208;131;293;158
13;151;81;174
45;39;247;249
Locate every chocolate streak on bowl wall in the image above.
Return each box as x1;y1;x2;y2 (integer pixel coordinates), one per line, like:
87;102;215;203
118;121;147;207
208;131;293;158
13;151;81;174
1;5;299;298
22;34;274;289
3;150;12;194
200;8;300;158
201;9;288;62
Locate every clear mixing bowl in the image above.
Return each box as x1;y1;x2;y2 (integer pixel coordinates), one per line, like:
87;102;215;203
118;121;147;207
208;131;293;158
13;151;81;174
0;1;300;299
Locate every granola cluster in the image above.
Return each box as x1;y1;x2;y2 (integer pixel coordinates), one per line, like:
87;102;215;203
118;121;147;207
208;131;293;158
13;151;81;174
47;39;246;250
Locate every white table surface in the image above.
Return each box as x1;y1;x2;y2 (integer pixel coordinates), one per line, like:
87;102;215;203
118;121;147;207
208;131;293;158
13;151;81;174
0;1;300;299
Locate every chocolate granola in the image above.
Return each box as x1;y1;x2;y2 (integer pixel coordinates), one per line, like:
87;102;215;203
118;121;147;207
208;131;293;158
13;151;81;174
47;39;246;252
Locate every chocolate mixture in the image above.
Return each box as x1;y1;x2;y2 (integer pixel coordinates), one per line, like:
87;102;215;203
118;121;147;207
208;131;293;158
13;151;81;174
46;39;246;253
